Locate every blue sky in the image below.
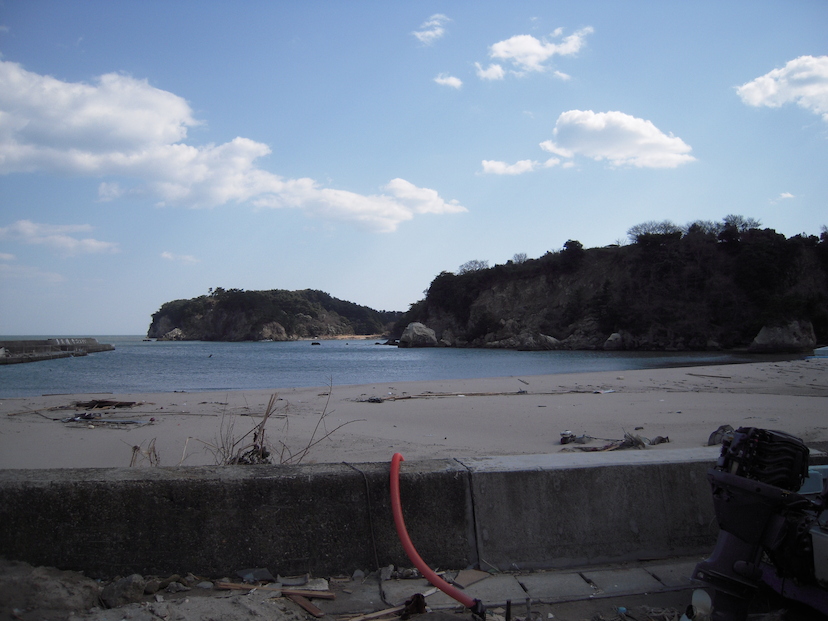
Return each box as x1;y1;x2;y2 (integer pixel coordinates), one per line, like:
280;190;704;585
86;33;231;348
1;1;827;335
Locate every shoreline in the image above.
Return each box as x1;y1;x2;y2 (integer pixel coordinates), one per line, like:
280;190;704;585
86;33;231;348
1;357;826;469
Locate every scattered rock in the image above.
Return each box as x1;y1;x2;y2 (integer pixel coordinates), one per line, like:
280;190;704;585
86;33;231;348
101;573;146;608
165;581;191;593
160;574;181;589
181;572;199;587
144;577;162;594
0;559;100;613
749;320;817;353
160;327;186;341
398;322;438;348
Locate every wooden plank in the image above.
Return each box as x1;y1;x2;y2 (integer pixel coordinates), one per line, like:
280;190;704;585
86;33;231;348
214;581;282;593
283;588;336;600
287;593;325;618
346;605;405;621
213;582;335;600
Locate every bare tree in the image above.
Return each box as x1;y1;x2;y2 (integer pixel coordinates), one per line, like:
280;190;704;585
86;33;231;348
723;214;761;232
626;220;683;242
458;259;489;274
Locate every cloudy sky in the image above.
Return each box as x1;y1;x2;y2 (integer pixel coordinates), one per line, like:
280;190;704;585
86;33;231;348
1;1;827;335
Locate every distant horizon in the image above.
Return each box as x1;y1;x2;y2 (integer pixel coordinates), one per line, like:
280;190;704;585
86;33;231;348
4;216;828;337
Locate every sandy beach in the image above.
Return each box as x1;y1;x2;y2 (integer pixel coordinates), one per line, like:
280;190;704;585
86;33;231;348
1;357;826;469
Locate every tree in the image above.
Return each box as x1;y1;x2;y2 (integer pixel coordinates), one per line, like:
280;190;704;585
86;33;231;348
458;259;489;274
512;252;528;264
723;214;761;232
627;220;683;243
563;239;583;253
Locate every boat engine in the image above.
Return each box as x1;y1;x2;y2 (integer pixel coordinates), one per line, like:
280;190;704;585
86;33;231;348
692;427;828;620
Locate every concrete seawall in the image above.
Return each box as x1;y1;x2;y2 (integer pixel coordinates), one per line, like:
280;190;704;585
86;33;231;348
0;338;114;365
0;448;725;578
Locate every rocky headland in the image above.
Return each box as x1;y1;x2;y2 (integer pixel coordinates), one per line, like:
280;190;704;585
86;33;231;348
147;288;401;342
393;220;828;353
147;220;828;353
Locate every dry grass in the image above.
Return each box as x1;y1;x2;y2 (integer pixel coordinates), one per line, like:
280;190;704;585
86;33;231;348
128;438;160;467
169;386;361;467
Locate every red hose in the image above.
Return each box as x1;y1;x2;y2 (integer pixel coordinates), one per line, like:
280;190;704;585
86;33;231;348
390;453;483;614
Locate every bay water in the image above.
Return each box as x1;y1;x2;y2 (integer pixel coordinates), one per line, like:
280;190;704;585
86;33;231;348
0;336;796;399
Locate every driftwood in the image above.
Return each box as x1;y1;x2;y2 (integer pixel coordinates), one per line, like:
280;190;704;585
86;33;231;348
287;594;325;618
213;581;335;599
73;399;138;409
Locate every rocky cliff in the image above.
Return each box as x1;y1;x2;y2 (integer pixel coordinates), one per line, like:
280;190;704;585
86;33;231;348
395;225;828;352
147;288;401;341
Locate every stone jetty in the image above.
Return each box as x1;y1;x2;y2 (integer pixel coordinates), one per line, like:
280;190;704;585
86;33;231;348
0;338;114;365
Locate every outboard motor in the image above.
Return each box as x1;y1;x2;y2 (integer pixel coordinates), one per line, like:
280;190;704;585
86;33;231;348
693;427;828;620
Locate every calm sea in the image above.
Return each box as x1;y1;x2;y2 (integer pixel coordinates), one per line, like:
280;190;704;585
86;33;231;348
0;335;798;399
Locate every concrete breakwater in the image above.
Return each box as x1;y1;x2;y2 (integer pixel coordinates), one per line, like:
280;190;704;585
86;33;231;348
1;448;730;579
0;338;114;365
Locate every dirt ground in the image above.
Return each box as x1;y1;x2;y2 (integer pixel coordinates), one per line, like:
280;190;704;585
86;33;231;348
2;558;824;621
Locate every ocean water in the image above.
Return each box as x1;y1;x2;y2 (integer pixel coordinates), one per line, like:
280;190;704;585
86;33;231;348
0;335;797;398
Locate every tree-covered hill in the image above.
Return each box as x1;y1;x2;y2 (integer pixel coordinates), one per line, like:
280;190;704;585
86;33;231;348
393;217;828;351
147;288;402;341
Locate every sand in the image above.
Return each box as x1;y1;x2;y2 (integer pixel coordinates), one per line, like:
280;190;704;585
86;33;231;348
1;357;826;469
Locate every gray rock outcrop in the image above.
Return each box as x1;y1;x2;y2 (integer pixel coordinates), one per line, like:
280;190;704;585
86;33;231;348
749;320;816;353
160;328;186;341
603;332;624;351
399;322;438;348
256;321;287;341
484;332;562;351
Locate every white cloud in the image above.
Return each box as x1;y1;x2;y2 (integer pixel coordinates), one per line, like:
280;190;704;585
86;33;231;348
481;156;561;176
770;192;795;204
434;73;462;89
0;252;15;261
481;159;539;175
161;251;199;264
254;177;466;233
413;14;450;45
486;27;593;75
0;60;464;232
475;63;505;81
0;62;197;161
98;181;125;201
0;220;119;255
0;263;64;283
540;110;696;168
737;55;828;121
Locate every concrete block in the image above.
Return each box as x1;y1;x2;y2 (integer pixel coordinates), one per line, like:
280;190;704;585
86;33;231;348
381;578;433;606
428;575;527;609
581;567;664;595
0;459;473;578
0;450;722;578
643;560;700;588
517;571;596;601
461;449;719;570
